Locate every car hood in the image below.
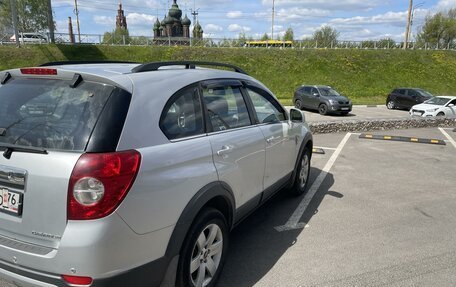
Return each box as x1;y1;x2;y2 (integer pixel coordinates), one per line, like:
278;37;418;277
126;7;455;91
326;95;350;102
412;103;442;110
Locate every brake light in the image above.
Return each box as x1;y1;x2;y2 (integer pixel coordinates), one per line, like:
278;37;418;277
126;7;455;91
62;275;93;286
68;150;141;220
20;68;57;75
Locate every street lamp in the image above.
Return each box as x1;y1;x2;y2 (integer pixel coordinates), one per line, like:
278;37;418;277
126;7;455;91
409;2;425;44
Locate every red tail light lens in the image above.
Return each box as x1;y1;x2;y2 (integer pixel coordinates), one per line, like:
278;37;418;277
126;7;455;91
62;275;93;285
68;150;141;220
20;68;57;75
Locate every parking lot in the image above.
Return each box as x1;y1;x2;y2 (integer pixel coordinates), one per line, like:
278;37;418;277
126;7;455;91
219;127;456;287
0;127;455;287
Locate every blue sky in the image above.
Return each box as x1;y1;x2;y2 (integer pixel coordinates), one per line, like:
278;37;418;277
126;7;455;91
52;0;455;41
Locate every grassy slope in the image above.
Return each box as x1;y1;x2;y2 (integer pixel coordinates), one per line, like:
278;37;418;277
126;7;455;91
1;45;455;105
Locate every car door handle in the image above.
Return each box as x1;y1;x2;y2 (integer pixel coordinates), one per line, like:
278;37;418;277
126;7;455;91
266;136;280;144
216;145;233;156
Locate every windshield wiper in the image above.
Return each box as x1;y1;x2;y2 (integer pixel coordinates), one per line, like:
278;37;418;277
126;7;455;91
0;143;48;159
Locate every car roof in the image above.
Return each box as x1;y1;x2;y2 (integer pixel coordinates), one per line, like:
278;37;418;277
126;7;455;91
435;96;456;100
3;63;260;95
301;85;331;88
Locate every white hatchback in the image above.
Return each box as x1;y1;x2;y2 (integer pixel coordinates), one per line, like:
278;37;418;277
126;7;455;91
410;96;456;118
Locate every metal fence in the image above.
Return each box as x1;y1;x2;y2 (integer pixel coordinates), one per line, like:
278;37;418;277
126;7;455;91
1;32;455;51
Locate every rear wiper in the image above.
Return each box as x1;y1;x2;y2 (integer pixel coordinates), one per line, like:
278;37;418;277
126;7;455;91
0;143;48;159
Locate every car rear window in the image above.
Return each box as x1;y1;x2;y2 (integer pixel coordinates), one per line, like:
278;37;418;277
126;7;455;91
0;78;115;151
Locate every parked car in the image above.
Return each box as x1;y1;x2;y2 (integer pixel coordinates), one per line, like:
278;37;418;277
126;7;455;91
10;32;48;43
0;61;313;287
386;88;433;110
410;96;456;118
293;85;352;115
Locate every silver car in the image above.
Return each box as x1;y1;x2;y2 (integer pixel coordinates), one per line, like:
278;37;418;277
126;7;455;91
0;61;312;287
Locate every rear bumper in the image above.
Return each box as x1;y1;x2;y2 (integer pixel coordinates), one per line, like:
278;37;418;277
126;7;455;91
0;255;172;287
0;213;175;287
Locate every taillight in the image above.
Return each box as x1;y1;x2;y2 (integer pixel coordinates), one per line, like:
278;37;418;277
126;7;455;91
62;275;93;286
20;68;57;75
68;150;141;220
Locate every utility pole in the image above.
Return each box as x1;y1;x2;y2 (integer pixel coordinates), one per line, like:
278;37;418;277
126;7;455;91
271;0;275;40
46;0;55;43
74;0;81;43
10;0;19;46
404;0;413;49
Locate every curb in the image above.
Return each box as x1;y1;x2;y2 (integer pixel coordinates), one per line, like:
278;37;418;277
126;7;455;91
309;118;456;134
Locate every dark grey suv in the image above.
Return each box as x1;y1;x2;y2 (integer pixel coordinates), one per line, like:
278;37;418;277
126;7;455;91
294;85;352;115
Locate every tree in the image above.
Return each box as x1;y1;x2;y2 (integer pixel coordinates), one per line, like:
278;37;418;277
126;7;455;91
312;25;339;47
283;27;294;41
416;8;456;47
377;38;397;48
102;27;130;45
0;0;51;33
261;33;270;41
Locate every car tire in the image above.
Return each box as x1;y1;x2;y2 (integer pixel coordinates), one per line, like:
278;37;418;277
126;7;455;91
387;100;396;110
290;147;311;196
437;112;445;117
176;208;229;287
318;104;328;115
295;99;303;110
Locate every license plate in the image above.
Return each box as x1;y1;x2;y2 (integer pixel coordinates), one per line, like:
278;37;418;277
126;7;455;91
341;107;349;111
0;189;22;216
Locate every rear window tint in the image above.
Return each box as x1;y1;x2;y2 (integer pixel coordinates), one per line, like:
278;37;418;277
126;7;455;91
0;78;114;151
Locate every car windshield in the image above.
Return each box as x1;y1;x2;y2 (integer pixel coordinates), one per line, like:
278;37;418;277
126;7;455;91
416;89;434;98
424;97;450;106
0;78;114;151
319;88;340;97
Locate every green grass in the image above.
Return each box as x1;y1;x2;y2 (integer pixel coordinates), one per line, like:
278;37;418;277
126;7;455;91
1;45;455;105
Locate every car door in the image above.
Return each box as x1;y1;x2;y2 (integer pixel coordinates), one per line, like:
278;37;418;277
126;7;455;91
444;99;456;117
243;84;298;199
405;90;420;109
398;89;410;108
310;87;321;109
202;80;266;212
301;87;313;109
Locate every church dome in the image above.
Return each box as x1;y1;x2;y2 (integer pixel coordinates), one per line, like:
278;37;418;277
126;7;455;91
182;14;191;26
168;0;182;19
154;18;160;29
160;16;166;27
164;15;174;25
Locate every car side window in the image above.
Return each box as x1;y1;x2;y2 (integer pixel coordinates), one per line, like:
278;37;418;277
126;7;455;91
160;86;204;140
245;87;286;124
409;90;419;97
304;87;312;95
202;85;251;132
311;88;319;96
449;99;456;106
397;89;406;95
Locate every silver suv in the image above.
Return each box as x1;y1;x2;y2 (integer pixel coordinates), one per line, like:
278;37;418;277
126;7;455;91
0;61;312;287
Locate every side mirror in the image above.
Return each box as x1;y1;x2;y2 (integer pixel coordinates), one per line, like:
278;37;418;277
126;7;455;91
290;108;305;123
313;93;320;97
449;103;455;107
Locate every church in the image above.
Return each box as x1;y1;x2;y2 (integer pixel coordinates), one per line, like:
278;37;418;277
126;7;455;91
153;0;203;39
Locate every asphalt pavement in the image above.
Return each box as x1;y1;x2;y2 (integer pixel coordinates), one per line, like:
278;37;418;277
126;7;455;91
1;127;455;287
219;127;456;287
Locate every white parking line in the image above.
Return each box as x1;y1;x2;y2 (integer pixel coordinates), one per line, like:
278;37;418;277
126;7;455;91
314;146;337;151
439;128;456;149
275;133;352;232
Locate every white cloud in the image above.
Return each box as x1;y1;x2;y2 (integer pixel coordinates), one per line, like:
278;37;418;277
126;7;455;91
205;24;223;33
329;10;409;28
435;0;456;11
126;13;156;26
228;24;251;32
226;11;243;19
276;8;330;21
93;16;114;27
261;0;383;11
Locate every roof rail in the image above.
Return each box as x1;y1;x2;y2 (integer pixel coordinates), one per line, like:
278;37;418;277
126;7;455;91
40;60;139;67
131;61;248;75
